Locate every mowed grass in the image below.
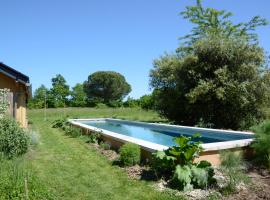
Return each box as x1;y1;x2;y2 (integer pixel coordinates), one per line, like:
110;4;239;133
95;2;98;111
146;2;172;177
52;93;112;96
24;108;181;199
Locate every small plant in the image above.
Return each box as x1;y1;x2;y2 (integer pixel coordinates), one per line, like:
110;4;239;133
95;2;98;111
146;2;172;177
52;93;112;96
52;117;83;138
206;192;221;200
220;150;249;195
0;117;29;158
64;126;82;138
119;143;141;166
251;121;270;170
27;130;40;146
51;118;68;129
87;131;102;144
100;141;111;150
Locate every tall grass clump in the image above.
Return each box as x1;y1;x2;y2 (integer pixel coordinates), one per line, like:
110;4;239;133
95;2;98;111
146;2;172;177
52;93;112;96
27;130;40;146
220;150;249;195
0;117;29;158
251;120;270;170
0;155;54;199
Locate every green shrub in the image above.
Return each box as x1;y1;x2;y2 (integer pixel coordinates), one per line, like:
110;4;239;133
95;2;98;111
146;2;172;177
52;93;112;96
95;103;108;109
51;118;68;129
119;143;141;166
251;121;270;170
220;150;249;195
123;97;140;108
0;117;29;158
139;94;155;110
87;131;102;144
100;142;111;150
64;126;82;138
107;100;123;108
0;88;9;117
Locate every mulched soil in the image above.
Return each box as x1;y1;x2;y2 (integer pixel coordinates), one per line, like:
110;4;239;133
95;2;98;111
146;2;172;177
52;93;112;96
225;168;270;200
89;142;270;200
89;143;120;161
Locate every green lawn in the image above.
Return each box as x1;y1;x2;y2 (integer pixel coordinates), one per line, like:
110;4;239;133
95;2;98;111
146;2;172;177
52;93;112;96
18;108;181;199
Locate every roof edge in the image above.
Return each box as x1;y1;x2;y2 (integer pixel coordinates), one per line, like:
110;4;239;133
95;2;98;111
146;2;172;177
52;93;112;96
0;62;30;85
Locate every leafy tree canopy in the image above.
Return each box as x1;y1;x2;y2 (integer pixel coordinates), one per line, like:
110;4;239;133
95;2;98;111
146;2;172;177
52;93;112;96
27;85;49;109
83;71;131;104
70;83;87;107
150;1;270;129
50;74;70;107
178;0;268;54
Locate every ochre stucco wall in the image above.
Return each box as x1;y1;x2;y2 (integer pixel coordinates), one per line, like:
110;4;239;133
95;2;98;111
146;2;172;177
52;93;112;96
0;73;28;128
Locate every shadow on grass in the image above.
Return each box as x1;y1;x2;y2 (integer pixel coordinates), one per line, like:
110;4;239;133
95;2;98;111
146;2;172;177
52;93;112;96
140;169;159;181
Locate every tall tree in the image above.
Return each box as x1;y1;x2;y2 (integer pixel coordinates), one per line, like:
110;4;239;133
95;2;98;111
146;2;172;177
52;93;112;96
83;71;131;104
27;85;49;109
150;1;270;129
178;0;268;54
70;83;87;107
139;94;155;110
50;74;70;108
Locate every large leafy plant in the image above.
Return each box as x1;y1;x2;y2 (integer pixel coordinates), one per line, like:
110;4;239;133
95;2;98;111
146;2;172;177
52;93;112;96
171;161;215;191
152;133;202;174
152;133;216;191
168;133;203;165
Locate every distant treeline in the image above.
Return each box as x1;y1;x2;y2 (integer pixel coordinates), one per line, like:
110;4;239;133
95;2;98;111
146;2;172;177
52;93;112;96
28;71;155;110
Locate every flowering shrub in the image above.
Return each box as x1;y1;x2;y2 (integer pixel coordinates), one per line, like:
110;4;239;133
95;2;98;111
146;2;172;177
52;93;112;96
0;117;29;158
0;89;10;118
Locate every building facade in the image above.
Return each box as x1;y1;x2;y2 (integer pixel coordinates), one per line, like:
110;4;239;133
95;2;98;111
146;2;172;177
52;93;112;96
0;63;31;127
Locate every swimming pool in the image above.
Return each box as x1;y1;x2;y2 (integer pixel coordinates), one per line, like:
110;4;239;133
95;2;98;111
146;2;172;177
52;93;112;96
70;118;254;153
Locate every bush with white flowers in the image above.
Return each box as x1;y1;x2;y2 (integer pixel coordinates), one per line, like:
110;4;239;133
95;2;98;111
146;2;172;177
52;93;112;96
0;89;10;118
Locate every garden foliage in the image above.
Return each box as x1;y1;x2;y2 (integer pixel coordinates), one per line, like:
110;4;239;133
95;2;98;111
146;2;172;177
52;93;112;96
0;88;9;117
119;143;141;166
251;121;270;170
150;0;270;130
152;134;215;191
70;83;87;107
0;117;29;158
220;150;249;194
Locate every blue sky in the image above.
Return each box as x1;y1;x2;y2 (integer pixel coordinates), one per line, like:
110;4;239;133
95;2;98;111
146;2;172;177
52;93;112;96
1;0;270;98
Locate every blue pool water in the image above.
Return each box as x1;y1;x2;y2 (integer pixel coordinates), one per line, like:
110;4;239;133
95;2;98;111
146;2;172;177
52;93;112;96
81;120;253;147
